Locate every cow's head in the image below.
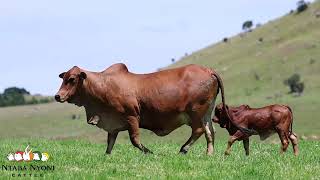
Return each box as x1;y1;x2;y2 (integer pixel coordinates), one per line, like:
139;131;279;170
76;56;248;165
212;103;229;128
55;66;87;106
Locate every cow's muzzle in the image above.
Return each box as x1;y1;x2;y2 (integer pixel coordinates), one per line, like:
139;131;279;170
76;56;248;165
54;94;66;103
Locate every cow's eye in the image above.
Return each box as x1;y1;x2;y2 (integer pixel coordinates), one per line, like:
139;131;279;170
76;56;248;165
68;78;75;84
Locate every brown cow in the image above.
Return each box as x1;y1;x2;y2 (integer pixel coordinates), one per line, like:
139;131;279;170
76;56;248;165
212;103;299;156
55;63;250;155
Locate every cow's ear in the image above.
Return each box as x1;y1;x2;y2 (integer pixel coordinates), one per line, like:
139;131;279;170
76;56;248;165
59;72;66;78
226;105;229;110
79;72;87;80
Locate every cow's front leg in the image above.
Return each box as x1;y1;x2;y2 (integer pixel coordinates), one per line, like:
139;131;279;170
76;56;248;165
127;116;153;154
106;132;119;154
243;138;250;156
225;131;243;155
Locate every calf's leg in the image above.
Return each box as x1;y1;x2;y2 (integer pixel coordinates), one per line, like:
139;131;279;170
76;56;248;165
289;133;299;156
243;138;250;156
106;132;119;154
127;116;152;154
225;131;244;155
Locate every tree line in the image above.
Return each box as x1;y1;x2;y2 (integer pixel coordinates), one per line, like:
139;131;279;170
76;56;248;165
0;87;53;107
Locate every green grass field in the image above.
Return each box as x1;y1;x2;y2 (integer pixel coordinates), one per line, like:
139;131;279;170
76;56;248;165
1;139;319;179
1;1;320;179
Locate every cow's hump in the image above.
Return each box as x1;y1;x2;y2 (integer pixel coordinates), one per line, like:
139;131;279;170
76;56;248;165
103;63;129;74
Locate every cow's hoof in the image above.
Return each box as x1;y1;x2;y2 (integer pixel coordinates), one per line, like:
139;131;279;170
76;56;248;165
143;149;153;154
179;149;188;154
206;151;214;156
224;151;230;156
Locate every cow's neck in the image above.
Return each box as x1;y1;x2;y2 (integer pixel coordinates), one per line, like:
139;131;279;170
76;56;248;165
80;71;111;109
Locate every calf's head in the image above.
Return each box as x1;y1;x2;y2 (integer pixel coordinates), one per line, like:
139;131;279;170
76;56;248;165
212;103;229;128
55;66;87;105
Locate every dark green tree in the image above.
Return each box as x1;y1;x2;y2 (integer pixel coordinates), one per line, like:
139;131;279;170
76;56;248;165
297;0;308;13
283;73;304;95
242;20;253;32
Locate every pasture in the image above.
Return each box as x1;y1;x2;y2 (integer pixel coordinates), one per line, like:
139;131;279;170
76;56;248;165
1;1;320;179
1;139;319;179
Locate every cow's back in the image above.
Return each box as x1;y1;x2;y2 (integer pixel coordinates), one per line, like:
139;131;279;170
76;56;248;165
135;64;216;112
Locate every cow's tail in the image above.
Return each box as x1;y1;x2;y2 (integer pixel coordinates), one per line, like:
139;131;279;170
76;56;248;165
285;105;296;137
211;70;258;135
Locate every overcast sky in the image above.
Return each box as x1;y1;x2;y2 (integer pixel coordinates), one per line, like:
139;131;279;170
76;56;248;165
0;0;305;95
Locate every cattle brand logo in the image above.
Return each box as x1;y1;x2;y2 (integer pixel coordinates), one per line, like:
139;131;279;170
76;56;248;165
7;145;50;162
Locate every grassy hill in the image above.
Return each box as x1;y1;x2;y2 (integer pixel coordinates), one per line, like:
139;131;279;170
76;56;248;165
170;1;320;138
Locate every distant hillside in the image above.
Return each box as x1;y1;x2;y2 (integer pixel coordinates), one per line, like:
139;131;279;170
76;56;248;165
170;1;320;136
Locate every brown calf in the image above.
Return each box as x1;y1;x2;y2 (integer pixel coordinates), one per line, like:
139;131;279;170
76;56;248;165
212;103;299;156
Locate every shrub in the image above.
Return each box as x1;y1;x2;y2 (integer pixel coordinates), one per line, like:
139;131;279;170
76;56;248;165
4;87;30;95
297;0;308;13
223;38;228;43
0;87;27;107
283;73;304;95
309;59;315;64
242;20;253;32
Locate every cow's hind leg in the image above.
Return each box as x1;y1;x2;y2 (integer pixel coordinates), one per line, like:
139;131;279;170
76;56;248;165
202;110;216;155
179;127;204;154
289;133;299;156
277;129;289;154
127;116;153;154
181;99;215;155
200;99;216;155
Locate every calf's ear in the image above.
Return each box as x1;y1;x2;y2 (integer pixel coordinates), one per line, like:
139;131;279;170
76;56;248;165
59;72;66;78
79;72;87;80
